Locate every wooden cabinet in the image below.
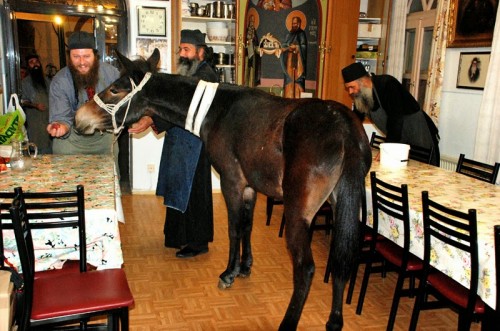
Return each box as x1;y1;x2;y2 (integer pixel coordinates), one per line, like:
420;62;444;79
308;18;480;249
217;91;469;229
321;0;391;106
320;1;360;106
173;1;236;83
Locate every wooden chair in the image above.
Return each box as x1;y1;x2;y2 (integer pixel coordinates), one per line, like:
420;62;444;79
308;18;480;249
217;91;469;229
356;172;423;331
265;197;282;226
369;132;386;149
409;191;484;331
456;153;500;184
408;144;434;165
0;186;93;275
9;186;134;331
266;197;333;238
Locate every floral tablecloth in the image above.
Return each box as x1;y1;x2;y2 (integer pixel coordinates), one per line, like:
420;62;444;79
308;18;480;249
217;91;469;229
367;151;500;309
0;154;124;271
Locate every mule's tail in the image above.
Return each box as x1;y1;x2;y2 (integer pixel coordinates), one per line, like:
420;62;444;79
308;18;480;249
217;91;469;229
331;149;369;281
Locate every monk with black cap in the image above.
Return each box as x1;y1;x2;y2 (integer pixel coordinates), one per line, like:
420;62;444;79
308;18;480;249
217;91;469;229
342;62;440;166
47;31;120;155
128;29;218;258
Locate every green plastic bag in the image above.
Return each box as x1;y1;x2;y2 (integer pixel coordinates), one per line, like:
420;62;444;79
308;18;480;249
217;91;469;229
0;94;27;144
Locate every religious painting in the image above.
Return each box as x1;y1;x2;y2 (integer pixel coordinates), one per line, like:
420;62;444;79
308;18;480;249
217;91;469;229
456;52;490;89
448;0;498;47
243;0;321;98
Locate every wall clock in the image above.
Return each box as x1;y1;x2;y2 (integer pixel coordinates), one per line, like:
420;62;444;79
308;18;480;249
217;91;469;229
138;6;167;37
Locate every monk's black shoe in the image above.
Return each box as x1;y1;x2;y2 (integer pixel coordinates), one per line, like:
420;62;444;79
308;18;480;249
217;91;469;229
176;246;209;258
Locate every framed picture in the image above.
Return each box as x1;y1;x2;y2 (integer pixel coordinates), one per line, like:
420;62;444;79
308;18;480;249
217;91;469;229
448;0;498;47
138;7;167;37
456;52;490;89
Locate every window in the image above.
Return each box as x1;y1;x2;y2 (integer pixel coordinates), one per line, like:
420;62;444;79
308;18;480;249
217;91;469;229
402;3;436;107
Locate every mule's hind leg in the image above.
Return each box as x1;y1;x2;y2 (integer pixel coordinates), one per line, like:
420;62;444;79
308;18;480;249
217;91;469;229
238;187;256;277
279;213;315;331
218;185;257;289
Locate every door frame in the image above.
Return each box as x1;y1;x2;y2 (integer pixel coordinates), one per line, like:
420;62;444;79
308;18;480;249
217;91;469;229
0;0;128;111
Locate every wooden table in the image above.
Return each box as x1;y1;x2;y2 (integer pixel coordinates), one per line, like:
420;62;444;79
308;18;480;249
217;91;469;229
367;150;500;309
0;154;123;271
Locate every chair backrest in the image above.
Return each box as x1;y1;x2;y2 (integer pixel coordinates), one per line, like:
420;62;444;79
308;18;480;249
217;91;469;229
370;171;410;251
456;153;500;184
495;225;500;313
369;132;386;149
0;190;15;268
9;188;36;329
2;185;86;271
421;191;478;311
409;144;434;165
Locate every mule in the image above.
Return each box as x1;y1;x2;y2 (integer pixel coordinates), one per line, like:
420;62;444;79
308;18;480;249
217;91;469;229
75;49;372;330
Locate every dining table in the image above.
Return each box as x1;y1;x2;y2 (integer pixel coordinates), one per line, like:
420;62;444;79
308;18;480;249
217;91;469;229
367;149;500;310
0;154;124;271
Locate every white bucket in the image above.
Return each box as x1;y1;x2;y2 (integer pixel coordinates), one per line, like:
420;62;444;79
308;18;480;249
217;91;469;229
380;143;410;168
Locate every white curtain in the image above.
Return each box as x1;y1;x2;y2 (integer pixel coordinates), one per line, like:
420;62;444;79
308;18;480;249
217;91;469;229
386;1;408;80
422;0;449;124
474;3;500;177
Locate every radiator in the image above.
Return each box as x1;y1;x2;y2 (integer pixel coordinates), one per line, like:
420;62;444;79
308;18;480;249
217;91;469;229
440;155;458;171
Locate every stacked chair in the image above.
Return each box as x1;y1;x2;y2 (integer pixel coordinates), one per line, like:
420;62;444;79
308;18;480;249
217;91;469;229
4;185;134;330
409;191;485;331
356;172;423;331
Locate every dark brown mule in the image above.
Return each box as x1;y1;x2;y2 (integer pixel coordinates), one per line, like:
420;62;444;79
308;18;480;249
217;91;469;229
75;49;372;330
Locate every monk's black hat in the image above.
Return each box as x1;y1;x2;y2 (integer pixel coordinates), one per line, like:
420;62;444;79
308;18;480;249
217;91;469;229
342;62;369;83
180;29;206;46
68;31;96;50
25;51;39;63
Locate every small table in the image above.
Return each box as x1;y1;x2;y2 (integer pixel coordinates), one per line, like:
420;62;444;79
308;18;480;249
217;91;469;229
367;150;500;309
1;154;124;271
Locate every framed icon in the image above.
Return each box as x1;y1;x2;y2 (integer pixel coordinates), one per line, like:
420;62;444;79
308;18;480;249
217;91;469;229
447;0;498;47
456;52;490;90
138;6;167;37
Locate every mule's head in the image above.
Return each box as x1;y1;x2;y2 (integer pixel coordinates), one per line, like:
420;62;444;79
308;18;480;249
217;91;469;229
74;48;160;134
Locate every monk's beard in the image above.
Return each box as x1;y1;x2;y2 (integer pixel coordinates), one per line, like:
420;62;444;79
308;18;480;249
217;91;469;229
176;57;200;77
28;66;46;90
353;85;374;116
69;59;100;89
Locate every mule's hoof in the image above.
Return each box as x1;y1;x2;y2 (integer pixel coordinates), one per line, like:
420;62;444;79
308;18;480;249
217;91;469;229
238;270;251;278
218;278;233;290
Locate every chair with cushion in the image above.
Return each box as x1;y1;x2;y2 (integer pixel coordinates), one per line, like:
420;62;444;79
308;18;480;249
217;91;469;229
9;186;134;330
369;132;386;149
356;172;423;331
455;153;500;184
409;191;484;331
408;144;434;165
0;186;94;275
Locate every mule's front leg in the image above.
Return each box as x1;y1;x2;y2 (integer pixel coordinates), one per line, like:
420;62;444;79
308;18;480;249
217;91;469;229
279;216;315;331
218;186;256;289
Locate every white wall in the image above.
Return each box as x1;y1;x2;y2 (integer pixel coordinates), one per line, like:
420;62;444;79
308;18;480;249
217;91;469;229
127;0;170;193
438;47;489;160
126;0;221;193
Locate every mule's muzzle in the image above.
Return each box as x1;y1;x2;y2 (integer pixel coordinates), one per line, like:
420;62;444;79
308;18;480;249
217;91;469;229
75;100;113;135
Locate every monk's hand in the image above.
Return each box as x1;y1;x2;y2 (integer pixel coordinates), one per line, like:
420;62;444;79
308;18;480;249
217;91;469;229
128;116;153;134
47;122;69;138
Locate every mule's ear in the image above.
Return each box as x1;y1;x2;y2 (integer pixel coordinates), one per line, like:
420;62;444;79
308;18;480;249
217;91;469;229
116;50;135;73
147;48;161;72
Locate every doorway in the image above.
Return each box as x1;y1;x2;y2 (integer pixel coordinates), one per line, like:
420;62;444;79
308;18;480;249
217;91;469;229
0;0;130;189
